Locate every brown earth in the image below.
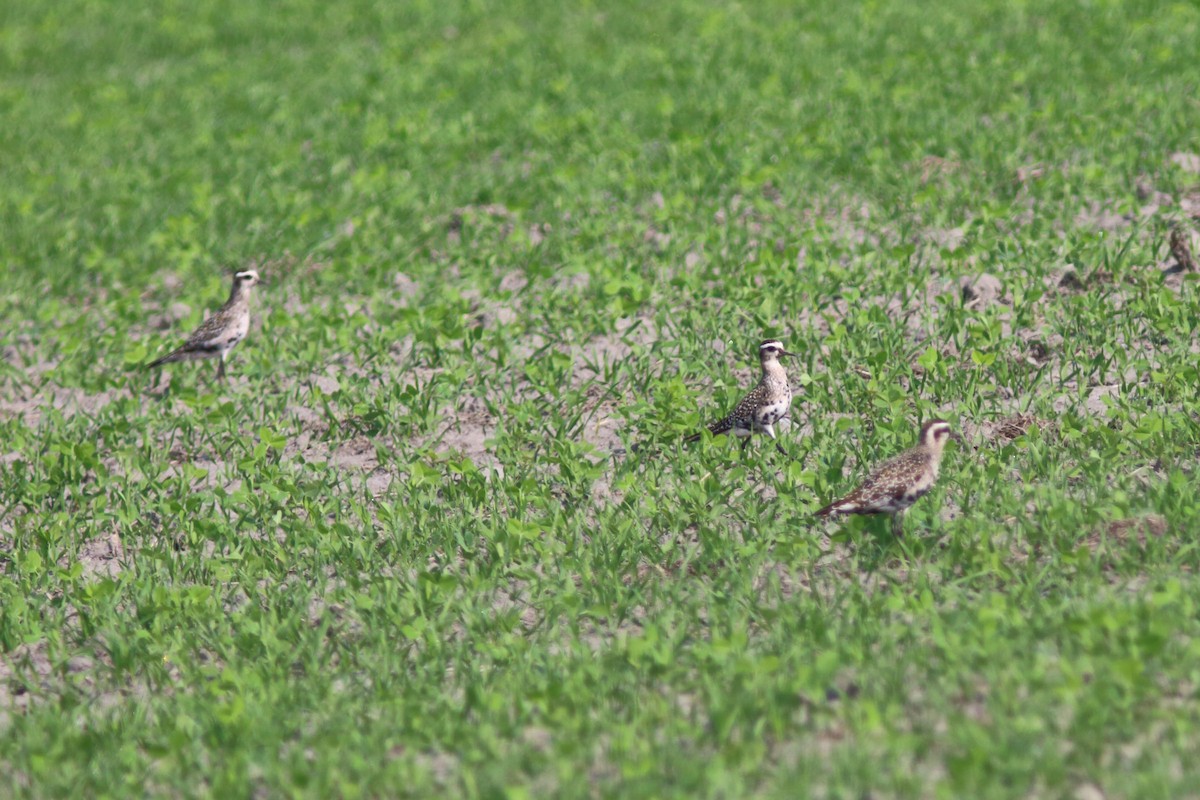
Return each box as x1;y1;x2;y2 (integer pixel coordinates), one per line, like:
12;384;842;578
2;182;1195;609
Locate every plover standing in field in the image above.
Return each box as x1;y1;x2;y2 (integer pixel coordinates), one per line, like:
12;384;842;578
147;269;262;382
1169;227;1197;273
684;339;796;456
815;419;960;536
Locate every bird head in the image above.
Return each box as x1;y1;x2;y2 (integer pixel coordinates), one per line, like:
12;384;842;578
233;269;262;287
919;419;962;451
758;339;796;363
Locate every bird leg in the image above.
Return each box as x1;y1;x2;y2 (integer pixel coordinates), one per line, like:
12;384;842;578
217;357;227;383
763;425;788;458
891;510;905;538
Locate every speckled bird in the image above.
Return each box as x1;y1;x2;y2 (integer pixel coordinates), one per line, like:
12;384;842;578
684;339;796;456
815;419;960;536
147;269;262;381
1170;227;1196;272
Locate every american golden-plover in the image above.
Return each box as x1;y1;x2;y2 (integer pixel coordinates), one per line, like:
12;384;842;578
147;270;262;382
685;339;796;456
815;419;960;536
1170;227;1196;273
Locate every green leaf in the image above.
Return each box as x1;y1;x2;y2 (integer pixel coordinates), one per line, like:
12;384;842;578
970;349;996;367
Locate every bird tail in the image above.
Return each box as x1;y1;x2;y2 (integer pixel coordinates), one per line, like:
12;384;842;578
684;417;732;445
814;501;842;518
146;348;200;368
146;351;180;369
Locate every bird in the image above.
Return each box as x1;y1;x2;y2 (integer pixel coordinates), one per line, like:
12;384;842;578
815;419;961;536
147;269;262;382
1169;227;1196;273
684;339;796;456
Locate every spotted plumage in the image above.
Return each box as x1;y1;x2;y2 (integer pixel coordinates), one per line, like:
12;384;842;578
147;270;262;381
815;419;960;536
684;339;796;456
1170;227;1196;273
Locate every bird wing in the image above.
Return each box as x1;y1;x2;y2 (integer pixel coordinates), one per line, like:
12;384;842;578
705;412;738;436
686;387;750;441
683;412;733;443
180;311;236;352
815;449;922;516
146;310;236;368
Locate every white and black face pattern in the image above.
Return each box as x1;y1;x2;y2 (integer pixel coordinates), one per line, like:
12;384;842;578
920;419;954;447
234;270;261;287
758;340;788;361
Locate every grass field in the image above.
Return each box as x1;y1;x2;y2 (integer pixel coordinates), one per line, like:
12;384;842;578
3;0;1200;796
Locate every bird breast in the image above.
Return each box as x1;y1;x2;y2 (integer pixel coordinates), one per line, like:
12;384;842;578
754;391;792;427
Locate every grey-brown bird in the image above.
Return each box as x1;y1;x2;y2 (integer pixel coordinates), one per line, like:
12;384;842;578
815;419;960;536
1169;227;1197;272
685;339;796;456
147;269;262;381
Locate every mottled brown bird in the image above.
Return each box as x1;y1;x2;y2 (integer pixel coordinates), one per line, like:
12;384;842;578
816;419;961;536
1169;227;1196;273
685;339;796;456
147;270;262;381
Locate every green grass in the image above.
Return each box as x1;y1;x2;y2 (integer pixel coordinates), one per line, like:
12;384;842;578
3;0;1200;796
